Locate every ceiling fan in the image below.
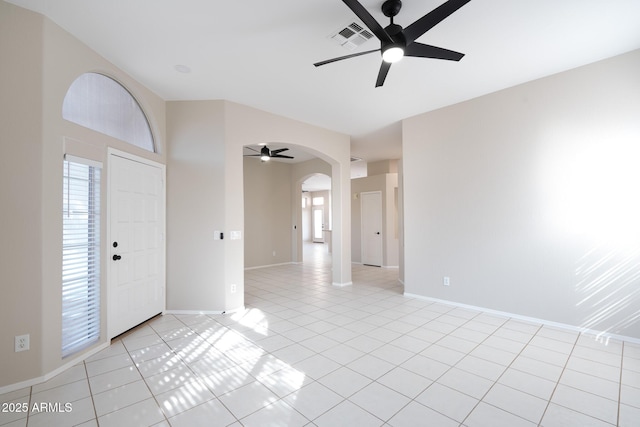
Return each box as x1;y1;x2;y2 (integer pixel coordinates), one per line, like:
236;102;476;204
244;145;294;162
314;0;470;87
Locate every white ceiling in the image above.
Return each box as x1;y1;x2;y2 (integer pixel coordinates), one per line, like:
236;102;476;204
8;0;640;163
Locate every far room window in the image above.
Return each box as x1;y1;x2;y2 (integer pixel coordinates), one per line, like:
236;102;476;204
62;73;155;152
312;196;324;206
62;157;101;357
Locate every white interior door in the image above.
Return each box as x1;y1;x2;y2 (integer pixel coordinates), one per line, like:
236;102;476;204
109;152;165;338
312;207;324;243
361;191;383;266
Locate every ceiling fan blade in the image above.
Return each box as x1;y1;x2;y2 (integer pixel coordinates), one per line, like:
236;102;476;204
403;0;471;44
375;61;392;87
244;154;261;157
245;146;260;153
342;0;393;43
270;148;289;154
314;49;380;67
272;155;294;159
405;43;464;61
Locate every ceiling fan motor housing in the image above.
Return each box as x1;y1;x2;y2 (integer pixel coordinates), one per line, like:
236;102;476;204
385;23;405;44
382;0;402;18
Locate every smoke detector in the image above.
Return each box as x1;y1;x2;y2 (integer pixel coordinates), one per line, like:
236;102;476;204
330;22;373;51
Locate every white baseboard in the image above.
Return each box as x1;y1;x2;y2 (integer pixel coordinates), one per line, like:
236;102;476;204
404;292;640;345
165;306;246;316
0;341;110;395
332;281;353;287
165;309;226;315
245;262;295;271
352;263;399;269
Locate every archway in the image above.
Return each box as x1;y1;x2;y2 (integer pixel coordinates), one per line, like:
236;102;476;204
239;136;350;288
242;144;335;267
225;101;351;316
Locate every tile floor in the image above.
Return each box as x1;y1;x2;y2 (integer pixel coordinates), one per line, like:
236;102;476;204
1;244;639;426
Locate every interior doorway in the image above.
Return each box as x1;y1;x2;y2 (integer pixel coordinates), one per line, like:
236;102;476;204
312;206;324;243
361;191;383;267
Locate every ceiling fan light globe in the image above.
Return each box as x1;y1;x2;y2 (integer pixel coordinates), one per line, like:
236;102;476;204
382;46;404;63
261;155;270;161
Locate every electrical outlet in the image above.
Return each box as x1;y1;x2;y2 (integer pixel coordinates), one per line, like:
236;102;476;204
272;251;276;257
15;334;30;352
443;276;450;286
230;284;237;294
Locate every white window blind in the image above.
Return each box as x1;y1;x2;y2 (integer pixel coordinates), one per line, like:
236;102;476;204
62;73;155;153
62;158;101;357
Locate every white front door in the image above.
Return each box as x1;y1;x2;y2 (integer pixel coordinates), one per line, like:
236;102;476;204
361;191;383;267
108;152;165;338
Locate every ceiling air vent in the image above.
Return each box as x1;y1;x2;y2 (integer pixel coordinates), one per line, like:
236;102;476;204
331;22;373;51
350;156;363;162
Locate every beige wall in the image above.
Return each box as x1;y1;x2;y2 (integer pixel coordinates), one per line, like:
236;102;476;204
403;49;640;339
367;159;398;175
302;193;312;242
1;1;166;389
244;158;293;268
166;101;227;311
0;2;45;389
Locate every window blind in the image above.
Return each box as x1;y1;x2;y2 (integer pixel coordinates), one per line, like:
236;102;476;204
62;73;155;153
62;158;101;357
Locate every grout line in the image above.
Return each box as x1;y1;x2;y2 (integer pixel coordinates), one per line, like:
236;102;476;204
536;330;581;425
83;361;100;426
25;384;33;426
617;341;624;426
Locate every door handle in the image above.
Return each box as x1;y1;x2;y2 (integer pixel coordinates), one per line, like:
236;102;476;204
112;254;122;261
375;232;381;235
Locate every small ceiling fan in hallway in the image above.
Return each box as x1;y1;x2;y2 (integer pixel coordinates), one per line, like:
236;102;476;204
244;145;294;162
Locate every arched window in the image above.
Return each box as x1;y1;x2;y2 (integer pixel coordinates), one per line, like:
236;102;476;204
63;73;155;152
